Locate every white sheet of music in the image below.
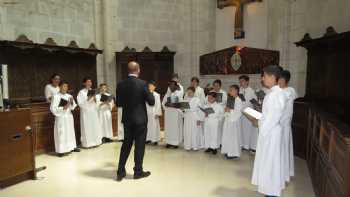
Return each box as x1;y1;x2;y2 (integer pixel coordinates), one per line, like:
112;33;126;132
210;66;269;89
243;107;262;120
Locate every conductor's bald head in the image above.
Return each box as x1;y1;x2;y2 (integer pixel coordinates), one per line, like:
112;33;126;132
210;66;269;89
128;61;140;76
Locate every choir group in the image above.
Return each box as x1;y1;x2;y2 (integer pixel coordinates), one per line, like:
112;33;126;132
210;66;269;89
44;64;297;197
45;75;115;157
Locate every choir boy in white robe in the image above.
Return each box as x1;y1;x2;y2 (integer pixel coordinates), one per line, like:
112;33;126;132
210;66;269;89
239;75;258;152
202;92;224;155
45;73;60;102
183;87;203;151
278;70;297;183
251;65;287;197
211;79;227;146
162;80;184;148
50;81;80;157
165;73;184;98
77;77;103;148
96;83;115;143
221;85;243;159
184;77;206;104
146;81;162;145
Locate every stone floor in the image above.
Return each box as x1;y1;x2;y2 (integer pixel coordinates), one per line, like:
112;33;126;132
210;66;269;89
1;142;315;197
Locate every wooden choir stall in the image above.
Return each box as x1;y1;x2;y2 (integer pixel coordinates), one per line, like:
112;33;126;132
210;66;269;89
293;27;350;197
0;35;118;187
115;46;176;129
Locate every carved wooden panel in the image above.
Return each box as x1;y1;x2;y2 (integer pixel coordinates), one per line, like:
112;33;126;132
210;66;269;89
115;46;175;96
200;46;279;75
296;27;350;125
0;36;102;105
306;105;350;197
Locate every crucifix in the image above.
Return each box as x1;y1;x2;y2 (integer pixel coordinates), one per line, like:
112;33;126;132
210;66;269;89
217;0;263;39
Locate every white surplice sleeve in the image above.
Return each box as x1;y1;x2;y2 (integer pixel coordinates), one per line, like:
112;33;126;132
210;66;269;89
77;90;91;109
69;96;77;111
153;92;162;116
259;92;286;137
50;95;65;117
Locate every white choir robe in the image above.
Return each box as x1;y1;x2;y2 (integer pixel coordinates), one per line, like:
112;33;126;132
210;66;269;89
221;97;243;157
166;83;184;98
45;84;59;102
184;86;206;105
183;97;203;150
240;86;258;150
96;93;114;139
146;91;162;143
202;102;224;149
50;93;77;153
281;87;297;183
252;85;287;197
205;89;227;146
117;107;124;140
162;90;184;146
77;89;103;148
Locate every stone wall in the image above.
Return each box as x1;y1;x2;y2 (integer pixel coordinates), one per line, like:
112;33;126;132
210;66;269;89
0;0;96;47
112;0;216;90
1;0;349;96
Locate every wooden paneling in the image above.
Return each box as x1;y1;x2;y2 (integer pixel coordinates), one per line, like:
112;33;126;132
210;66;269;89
0;109;36;187
306;105;350;197
29;103;118;153
295;27;350;125
294;28;350;197
199;46;279;75
115;47;175;96
292;99;309;159
0;37;102;105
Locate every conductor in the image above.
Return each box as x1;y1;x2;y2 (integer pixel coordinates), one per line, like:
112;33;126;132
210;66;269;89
116;61;155;181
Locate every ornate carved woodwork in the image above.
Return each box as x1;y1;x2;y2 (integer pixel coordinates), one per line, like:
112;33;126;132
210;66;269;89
115;46;176;96
200;46;279;75
0;35;102;105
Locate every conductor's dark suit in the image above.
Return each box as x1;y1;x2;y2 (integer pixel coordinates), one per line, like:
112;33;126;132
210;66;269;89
116;74;155;175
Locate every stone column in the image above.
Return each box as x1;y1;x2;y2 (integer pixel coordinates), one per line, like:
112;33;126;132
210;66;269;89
101;0;117;92
93;0;105;84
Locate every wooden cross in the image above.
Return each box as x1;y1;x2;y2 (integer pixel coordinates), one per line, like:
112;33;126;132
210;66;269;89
217;0;263;39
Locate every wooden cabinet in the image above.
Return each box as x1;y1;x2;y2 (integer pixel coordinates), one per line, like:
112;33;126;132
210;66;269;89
0;109;36;187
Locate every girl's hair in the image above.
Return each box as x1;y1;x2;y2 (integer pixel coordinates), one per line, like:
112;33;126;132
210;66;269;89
49;73;60;83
